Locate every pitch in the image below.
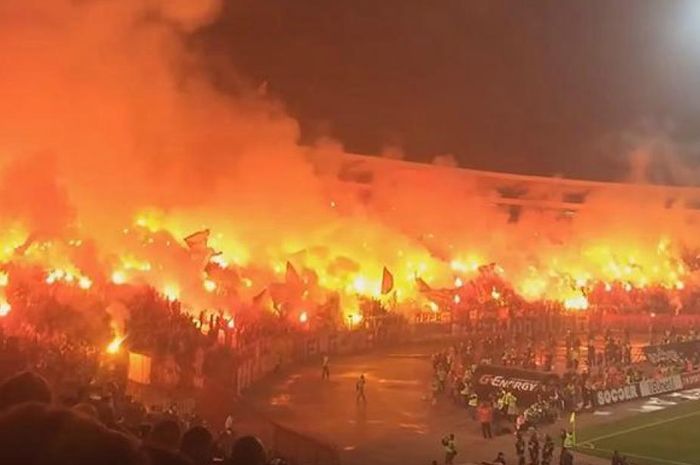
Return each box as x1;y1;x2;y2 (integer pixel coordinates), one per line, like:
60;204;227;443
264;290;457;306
577;397;700;465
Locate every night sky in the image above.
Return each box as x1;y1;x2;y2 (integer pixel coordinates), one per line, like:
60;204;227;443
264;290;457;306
199;1;700;182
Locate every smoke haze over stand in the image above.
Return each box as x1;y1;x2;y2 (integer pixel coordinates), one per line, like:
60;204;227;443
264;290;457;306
0;0;699;337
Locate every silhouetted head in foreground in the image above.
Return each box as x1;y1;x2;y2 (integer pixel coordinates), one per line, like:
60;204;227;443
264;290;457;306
0;402;144;465
149;419;182;451
0;371;52;411
180;425;213;465
142;445;192;465
73;402;99;419
229;435;266;465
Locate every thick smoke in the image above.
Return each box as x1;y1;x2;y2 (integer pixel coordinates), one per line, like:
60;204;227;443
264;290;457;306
0;0;698;322
0;154;74;238
0;0;331;247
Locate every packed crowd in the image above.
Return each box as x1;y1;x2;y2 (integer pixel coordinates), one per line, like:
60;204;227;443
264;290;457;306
0;365;287;465
0;323;275;464
430;326;700;435
5;263;700;465
437;429;575;465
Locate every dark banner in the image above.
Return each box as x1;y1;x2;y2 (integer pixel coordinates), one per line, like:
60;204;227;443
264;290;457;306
643;340;700;365
472;365;559;405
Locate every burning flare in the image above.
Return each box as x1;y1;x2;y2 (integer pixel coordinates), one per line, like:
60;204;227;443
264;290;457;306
106;335;126;354
0;0;699;343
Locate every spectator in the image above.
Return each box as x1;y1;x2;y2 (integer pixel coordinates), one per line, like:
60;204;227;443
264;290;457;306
477;402;494;439
217;428;237;459
225;414;235;431
0;403;145;465
229;435;267;465
442;433;457;465
611;450;622;465
542;435;554;465
181;426;214;465
0;371;52;411
74;402;99;419
143;446;192;465
528;433;540;465
515;433;526;465
149;419;182;451
559;447;573;465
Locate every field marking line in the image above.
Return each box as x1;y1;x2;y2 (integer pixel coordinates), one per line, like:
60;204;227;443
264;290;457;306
583;408;700;444
583;445;694;465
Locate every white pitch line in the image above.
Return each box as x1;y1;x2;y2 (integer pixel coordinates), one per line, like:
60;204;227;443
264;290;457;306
583;446;693;465
584;408;700;444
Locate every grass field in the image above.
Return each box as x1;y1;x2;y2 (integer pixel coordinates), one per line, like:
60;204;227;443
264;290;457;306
575;400;700;465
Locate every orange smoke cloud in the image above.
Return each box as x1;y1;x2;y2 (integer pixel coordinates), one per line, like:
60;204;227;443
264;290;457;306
0;0;698;336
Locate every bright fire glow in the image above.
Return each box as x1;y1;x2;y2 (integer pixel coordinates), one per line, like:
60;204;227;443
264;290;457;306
106;336;125;354
1;0;700;338
111;271;127;285
210;255;229;268
352;276;367;293
450;258;480;273
0;301;11;317
0;213;692;332
163;284;180;302
203;279;217;292
564;294;589;311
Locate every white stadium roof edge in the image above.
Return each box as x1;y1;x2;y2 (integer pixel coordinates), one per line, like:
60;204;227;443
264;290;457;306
323;153;700;215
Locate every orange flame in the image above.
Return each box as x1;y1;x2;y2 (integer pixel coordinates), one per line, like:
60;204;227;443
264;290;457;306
106;335;125;354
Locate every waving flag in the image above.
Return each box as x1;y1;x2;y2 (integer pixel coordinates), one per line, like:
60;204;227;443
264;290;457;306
184;229;210;251
381;267;394;294
285;261;302;287
415;277;432;293
184;229;216;269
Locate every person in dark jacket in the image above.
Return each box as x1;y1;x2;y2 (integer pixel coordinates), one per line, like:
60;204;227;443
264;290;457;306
229;436;266;465
611;450;622;465
542;435;554;465
559;447;573;465
528;433;540;465
181;426;213;465
148;419;182;452
494;451;506;465
515;433;526;465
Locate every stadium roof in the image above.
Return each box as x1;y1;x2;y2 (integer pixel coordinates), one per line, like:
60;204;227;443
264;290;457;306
327;154;700;215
